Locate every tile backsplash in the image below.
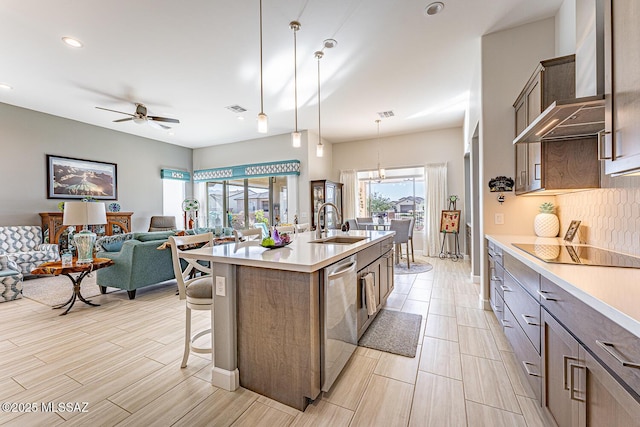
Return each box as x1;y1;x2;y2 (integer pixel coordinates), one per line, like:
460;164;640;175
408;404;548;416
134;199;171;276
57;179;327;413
556;175;640;257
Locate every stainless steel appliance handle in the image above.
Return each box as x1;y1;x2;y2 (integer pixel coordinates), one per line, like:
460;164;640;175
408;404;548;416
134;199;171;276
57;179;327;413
596;341;640;369
328;261;357;280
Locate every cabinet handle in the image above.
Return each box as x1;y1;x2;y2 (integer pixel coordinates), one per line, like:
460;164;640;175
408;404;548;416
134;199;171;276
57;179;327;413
596;341;640;369
522;361;541;377
597;130;612;160
534;163;541;181
569;363;586;402
499;285;512;292
537;290;557;301
521;314;540;326
501;319;511;328
562;355;578;390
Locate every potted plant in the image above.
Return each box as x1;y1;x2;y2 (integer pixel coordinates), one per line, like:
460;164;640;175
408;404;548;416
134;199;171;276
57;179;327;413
534;202;559;237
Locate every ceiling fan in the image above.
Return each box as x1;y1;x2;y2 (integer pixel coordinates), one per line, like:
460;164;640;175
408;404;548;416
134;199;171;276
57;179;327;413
95;103;180;130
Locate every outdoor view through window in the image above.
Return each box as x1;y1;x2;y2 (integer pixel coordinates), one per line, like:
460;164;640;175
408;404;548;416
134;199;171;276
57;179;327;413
358;167;425;232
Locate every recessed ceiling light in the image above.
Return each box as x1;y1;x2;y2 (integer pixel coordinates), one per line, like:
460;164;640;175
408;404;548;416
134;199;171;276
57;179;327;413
0;83;12;90
425;2;444;16
62;36;83;48
168;131;175;136
237;116;245;121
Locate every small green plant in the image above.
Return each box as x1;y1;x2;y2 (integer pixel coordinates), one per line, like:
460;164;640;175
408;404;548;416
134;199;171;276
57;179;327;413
254;209;269;225
539;202;555;214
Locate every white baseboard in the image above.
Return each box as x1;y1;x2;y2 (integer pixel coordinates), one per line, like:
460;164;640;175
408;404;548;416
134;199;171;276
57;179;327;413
479;295;491;311
212;367;240;391
471;274;480;283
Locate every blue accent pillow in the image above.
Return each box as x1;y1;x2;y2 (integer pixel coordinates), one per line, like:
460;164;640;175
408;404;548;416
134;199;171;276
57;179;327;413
96;233;134;252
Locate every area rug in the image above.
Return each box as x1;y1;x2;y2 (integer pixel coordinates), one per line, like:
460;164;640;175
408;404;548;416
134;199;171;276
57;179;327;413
21;274;118;307
358;309;422;357
393;260;433;275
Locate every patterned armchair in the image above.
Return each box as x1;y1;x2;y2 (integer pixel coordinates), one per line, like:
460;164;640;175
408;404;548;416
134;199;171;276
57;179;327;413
0;226;60;275
0;254;23;302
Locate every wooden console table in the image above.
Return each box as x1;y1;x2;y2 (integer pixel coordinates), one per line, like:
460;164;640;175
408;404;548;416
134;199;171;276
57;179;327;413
40;212;133;247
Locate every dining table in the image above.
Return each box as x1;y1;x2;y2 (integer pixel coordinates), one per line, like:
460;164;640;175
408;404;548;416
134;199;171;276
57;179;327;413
357;221;391;231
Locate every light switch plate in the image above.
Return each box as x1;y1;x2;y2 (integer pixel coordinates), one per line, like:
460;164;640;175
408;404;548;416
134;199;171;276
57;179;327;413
215;276;226;297
495;213;504;225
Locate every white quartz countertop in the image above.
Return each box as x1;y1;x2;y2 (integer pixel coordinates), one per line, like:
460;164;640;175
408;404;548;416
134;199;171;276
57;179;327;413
181;229;394;273
486;234;640;338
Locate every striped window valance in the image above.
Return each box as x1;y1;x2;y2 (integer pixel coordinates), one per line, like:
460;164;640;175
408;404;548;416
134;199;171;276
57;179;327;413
193;160;300;182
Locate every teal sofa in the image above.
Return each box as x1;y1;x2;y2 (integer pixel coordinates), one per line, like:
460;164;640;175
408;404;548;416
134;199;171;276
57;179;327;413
96;231;177;299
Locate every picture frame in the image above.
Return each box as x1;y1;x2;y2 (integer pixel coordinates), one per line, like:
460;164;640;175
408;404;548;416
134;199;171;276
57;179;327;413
47;155;117;200
440;210;461;234
563;220;581;243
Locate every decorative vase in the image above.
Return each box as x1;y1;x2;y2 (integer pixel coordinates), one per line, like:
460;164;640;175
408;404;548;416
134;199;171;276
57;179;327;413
534;213;559;237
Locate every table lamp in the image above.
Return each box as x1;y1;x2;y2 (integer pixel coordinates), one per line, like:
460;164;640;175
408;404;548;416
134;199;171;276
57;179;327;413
63;201;107;264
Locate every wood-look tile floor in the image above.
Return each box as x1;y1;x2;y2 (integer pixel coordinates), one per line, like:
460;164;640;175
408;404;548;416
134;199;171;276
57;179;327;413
0;257;551;426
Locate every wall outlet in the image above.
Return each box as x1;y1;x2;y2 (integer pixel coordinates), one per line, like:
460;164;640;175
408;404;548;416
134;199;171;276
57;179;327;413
215;276;226;297
495;213;504;225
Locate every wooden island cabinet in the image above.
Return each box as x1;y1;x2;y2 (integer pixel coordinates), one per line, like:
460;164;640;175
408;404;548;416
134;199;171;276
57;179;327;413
40;211;133;247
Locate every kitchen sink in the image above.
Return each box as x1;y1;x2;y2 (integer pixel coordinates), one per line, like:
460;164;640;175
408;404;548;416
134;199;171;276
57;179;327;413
309;236;367;245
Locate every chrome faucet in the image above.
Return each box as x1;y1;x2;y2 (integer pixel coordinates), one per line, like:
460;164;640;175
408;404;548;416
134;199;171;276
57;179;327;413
315;202;342;239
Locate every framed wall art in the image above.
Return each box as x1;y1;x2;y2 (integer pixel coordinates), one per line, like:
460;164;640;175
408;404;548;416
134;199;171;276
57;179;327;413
47;155;118;200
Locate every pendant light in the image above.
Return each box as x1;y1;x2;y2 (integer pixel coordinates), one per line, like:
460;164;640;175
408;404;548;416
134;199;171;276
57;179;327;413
290;21;301;147
375;119;386;180
315;50;324;157
257;0;268;133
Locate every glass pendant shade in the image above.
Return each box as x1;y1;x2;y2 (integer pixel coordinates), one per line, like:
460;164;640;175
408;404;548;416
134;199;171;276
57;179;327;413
257;112;268;133
292;131;301;147
317;143;324;157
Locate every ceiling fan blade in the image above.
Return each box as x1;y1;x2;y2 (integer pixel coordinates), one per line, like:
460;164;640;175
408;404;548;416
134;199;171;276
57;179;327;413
113;117;133;123
148;120;171;130
95;106;135;117
148;116;180;124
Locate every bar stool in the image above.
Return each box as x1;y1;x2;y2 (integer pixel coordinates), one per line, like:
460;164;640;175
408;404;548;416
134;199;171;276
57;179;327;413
169;232;214;368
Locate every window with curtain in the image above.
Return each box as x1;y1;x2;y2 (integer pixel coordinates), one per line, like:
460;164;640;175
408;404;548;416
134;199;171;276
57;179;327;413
356;167;425;232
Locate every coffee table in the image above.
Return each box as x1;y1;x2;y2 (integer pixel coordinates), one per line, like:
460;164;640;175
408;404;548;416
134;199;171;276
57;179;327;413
31;258;114;315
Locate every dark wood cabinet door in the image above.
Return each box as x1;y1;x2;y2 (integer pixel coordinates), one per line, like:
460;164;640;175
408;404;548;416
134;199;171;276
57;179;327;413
542;309;583;427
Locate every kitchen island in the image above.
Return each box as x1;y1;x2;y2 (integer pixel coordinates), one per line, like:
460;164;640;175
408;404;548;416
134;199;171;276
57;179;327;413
180;229;394;411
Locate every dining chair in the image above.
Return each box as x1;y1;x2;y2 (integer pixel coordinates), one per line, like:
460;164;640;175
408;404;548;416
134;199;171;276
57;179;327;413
408;216;416;262
234;228;263;243
275;224;296;234
346;219;359;231
296;223;310;233
389;219;411;269
356;217;373;230
169;232;214;368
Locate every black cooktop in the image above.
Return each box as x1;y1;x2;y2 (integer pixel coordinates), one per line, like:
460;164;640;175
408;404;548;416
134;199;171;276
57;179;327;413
513;243;640;269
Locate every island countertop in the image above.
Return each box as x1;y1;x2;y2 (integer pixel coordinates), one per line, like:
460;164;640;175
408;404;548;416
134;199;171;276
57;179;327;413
486;234;640;337
181;229;395;273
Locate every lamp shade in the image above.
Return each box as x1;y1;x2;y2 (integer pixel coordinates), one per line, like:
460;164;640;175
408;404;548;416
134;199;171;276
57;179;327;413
63;202;107;226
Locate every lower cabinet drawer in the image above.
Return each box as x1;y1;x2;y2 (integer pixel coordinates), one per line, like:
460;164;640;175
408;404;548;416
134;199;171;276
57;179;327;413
540;276;640;399
503;271;541;354
504;305;542;401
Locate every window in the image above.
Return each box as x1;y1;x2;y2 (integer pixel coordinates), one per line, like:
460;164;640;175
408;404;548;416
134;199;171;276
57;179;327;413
162;179;185;229
206;175;294;230
357;167;425;231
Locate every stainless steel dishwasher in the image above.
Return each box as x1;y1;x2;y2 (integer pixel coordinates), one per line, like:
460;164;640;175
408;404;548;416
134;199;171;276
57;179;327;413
322;254;358;392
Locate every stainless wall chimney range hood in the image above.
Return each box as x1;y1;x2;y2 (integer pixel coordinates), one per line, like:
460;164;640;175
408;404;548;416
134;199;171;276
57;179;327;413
513;95;604;144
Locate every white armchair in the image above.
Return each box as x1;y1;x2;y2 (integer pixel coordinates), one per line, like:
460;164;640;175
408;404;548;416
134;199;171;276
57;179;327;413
0;226;60;275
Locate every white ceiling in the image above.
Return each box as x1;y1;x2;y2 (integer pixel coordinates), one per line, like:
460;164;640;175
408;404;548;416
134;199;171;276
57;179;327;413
0;0;563;149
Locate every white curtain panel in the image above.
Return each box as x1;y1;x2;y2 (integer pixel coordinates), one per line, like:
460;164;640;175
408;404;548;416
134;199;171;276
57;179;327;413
424;163;448;256
339;169;358;221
